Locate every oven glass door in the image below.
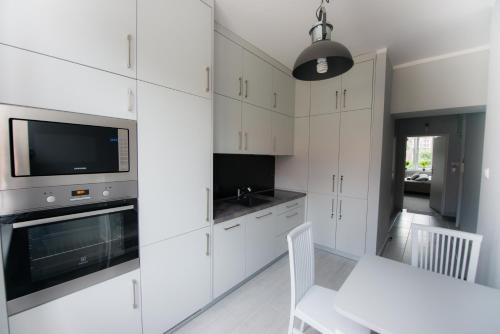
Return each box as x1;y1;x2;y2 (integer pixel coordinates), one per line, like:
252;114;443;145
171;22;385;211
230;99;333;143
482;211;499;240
0;199;138;302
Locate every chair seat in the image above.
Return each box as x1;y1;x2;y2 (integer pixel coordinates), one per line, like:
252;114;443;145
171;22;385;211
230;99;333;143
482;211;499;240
295;285;369;334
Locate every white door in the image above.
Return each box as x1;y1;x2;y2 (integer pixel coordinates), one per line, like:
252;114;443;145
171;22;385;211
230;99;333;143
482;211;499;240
243;50;273;109
341;60;374;111
213;217;246;298
271;112;294;155
430;136;448;213
0;0;136;77
9;270;142;334
307;193;336;249
140;228;211;334
295;80;311;117
310;76;341;115
308;113;340;194
214;32;244;100
242;103;272;155
245;210;276;276
338;109;372;199
336;197;367;257
138;82;211;246
138;0;212;98
272;68;295;116
0;44;137;119
214;94;243;154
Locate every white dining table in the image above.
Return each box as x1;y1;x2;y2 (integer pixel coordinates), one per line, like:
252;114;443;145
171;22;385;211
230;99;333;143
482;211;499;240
335;255;500;334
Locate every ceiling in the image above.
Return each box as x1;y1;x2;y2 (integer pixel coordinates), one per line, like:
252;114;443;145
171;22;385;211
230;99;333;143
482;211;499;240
214;0;494;69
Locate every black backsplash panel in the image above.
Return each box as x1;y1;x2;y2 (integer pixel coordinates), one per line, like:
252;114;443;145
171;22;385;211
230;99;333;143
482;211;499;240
213;154;275;200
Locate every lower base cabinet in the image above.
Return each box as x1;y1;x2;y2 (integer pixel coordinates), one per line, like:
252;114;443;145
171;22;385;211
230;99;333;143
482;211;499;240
140;227;211;334
308;192;337;249
9;269;142;334
245;209;277;276
274;205;305;256
335;197;368;257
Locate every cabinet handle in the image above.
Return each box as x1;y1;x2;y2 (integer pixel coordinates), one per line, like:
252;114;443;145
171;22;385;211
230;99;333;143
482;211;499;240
224;223;241;231
343;89;347;108
332;174;336;192
286;202;298;209
339;199;343;221
238;131;242;150
245;80;248;98
127;34;132;69
286;212;298;219
205;67;210;93
132;279;138;309
331;199;334;219
256;212;272;219
128;88;134;112
205;188;210;222
244;132;248;150
340;175;344;193
274;92;277;108
239;77;243;96
335;91;339;109
205;233;210;256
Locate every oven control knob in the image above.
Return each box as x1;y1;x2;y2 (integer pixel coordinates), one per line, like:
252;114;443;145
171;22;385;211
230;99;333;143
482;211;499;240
46;196;56;203
102;190;110;197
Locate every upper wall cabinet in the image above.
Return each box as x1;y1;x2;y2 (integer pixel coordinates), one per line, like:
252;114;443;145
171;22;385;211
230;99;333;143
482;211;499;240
295;81;311;117
0;0;136;77
272;69;295;116
215;33;244;100
272;112;294;155
138;0;212;98
341;60;374;111
311;76;342;115
243;50;273;109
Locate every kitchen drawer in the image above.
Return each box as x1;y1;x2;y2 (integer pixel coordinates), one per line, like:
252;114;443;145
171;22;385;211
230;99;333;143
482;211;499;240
276;207;305;237
274;198;305;216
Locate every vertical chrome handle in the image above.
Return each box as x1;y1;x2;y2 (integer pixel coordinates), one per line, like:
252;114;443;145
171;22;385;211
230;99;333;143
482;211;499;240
335;91;339;109
332;174;336;192
238;131;242;150
331;199;334;219
205;233;210;256
128;88;134;112
205;67;210;93
127;34;132;69
244;132;248;150
245;80;248;98
132;279;138;309
339;199;343;220
238;77;243;96
205;187;210;222
340;175;344;193
274;92;277;108
343;89;347;108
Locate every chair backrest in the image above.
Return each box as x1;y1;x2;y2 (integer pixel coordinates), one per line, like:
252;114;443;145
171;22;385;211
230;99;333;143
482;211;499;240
287;222;315;308
411;224;483;282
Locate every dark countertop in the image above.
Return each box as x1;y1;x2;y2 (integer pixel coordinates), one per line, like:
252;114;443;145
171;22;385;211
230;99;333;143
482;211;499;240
213;189;306;224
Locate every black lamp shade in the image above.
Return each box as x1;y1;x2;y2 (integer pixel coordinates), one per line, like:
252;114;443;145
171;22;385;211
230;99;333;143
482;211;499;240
293;40;354;81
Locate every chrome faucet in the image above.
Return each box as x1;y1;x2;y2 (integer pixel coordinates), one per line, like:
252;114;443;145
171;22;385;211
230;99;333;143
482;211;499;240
237;186;252;199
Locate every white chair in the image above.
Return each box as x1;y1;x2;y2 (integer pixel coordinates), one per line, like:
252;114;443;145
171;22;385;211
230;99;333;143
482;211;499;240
286;222;369;334
411;223;483;282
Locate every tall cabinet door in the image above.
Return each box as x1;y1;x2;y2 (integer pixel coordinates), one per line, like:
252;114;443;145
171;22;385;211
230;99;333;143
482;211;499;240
336;197;367;257
138;0;212;98
307;193;336;249
271;112;294;156
242;103;272;155
338;109;372;199
141;227;211;334
243;50;273;109
0;0;136;77
214;94;243;154
138;82;211;246
272;68;295;116
341;60;374;111
308;113;340;194
215;32;243;100
310;77;341;115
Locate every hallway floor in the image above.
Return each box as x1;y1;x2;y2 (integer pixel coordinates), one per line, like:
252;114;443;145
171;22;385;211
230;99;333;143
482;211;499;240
381;210;456;264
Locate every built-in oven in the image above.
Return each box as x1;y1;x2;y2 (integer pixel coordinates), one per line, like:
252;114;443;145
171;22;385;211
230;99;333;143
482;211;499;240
0;198;139;316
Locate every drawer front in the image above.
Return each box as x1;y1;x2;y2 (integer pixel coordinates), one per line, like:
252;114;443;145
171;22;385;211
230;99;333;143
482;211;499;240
274;198;305;216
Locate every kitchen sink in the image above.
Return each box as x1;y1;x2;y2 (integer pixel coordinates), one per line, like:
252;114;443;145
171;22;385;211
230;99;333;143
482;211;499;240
227;196;271;207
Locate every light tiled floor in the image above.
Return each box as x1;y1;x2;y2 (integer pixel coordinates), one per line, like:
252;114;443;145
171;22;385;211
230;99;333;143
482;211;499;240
175;250;355;334
381;210;456;264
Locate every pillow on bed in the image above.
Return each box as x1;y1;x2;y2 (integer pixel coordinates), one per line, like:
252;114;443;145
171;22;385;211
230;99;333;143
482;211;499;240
410;173;420;180
415;174;429;182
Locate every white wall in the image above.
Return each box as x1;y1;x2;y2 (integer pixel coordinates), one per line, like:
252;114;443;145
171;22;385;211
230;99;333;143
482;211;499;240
477;1;500;288
391;49;489;115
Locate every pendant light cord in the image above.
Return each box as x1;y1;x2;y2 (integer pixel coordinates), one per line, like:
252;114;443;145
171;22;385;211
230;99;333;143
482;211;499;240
316;0;330;21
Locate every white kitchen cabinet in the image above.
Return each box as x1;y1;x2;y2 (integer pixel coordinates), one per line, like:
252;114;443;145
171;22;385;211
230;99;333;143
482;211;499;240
308;113;340;194
274;206;305;257
338;108;372;199
138;0;212;98
341;60;374;112
307;193;336;249
272;68;295;116
242;103;272;155
245;209;276;276
335;197;367;257
295;80;311;117
213;217;246;298
138;82;211;246
310;76;341;115
141;227;211;334
214;94;243;154
0;0;136;77
271;112;294;156
0;44;137;120
243;50;273;109
9;270;142;334
215;32;244;100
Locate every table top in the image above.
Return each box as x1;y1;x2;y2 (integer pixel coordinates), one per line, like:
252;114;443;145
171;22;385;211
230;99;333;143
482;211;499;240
335;255;500;334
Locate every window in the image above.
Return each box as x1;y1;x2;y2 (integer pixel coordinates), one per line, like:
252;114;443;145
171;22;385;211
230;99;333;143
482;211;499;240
405;136;434;171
